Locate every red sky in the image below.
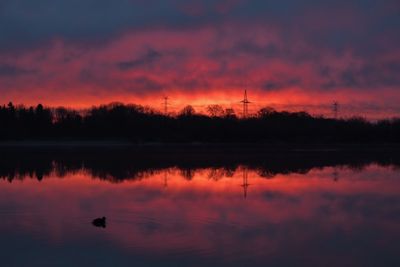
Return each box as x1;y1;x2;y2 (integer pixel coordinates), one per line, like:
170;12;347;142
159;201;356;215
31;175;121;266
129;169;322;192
0;1;399;119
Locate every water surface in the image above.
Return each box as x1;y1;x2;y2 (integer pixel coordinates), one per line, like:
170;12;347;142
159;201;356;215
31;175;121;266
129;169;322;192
0;149;399;267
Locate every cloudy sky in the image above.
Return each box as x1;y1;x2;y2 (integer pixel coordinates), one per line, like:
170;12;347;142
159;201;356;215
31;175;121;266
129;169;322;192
0;0;399;117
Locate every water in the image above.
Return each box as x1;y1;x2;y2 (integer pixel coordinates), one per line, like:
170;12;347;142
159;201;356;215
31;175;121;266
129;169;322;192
0;148;399;267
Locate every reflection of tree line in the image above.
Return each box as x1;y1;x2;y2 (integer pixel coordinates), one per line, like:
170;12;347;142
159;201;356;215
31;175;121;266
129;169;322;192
1;148;400;183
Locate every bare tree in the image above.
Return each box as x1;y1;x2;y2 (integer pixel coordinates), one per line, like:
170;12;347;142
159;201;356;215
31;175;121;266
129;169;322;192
207;104;225;117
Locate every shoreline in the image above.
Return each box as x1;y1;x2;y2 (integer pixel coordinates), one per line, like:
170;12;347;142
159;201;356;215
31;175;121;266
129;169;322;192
1;141;400;152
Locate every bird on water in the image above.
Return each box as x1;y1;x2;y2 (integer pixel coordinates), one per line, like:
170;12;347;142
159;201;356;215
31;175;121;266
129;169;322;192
92;217;106;228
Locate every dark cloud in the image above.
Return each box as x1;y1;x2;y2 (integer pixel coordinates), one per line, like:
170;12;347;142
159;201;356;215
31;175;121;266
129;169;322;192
263;78;302;91
128;76;164;91
318;66;332;78
228;42;281;58
118;48;162;70
171;78;211;90
319;60;400;89
0;0;205;50
1;0;398;53
0;64;36;76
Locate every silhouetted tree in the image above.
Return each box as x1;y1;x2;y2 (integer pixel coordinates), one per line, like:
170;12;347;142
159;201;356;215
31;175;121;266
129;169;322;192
179;105;196;117
1;102;400;143
257;107;277;118
7;102;15;112
207;105;225;117
224;108;236;119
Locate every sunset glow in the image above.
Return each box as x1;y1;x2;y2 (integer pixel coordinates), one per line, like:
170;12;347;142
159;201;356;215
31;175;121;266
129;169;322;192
1;1;399;118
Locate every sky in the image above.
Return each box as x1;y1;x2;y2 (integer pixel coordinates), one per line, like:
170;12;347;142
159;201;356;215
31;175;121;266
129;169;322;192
0;0;399;118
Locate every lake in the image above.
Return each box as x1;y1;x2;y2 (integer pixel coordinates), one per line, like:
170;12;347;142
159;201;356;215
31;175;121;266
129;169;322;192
0;146;399;266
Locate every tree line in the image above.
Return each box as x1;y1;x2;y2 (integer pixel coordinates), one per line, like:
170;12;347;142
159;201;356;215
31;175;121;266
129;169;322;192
1;101;400;143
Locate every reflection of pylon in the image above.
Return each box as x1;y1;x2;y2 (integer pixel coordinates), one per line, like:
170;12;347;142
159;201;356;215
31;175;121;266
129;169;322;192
163;96;169;115
163;172;168;188
241;168;250;198
240;90;251;118
332;167;339;182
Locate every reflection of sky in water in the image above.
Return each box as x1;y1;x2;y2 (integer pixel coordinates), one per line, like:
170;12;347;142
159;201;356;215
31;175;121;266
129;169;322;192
0;165;399;267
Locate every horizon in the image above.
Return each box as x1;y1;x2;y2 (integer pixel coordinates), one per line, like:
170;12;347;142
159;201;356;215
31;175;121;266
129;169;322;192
2;96;400;120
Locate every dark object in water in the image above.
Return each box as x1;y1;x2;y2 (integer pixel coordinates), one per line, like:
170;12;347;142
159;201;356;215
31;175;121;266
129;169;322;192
92;217;106;228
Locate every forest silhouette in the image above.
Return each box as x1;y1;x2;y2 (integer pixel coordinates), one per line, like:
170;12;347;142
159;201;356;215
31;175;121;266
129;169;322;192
1;102;400;143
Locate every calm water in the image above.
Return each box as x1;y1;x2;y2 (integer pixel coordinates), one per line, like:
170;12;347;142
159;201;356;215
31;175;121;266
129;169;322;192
1;150;399;267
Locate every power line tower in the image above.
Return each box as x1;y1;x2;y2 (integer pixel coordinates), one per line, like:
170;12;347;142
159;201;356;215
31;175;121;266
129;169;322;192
163;96;169;115
240;90;251;118
333;101;339;119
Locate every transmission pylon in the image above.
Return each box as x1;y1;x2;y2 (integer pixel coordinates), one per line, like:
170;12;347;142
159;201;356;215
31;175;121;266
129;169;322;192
240;90;251;118
333;101;339;119
163;96;169;115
